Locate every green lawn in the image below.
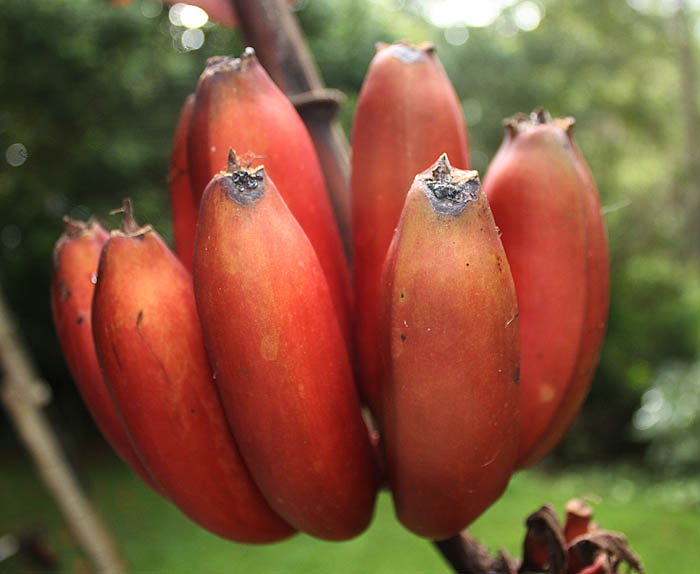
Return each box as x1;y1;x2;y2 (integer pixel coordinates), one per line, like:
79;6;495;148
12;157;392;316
2;451;699;573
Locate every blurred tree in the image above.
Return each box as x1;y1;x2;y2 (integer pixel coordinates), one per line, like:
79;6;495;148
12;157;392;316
633;359;700;473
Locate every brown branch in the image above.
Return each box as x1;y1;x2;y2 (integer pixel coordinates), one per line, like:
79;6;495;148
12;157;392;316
230;0;352;261
434;532;501;573
0;287;126;573
672;0;700;256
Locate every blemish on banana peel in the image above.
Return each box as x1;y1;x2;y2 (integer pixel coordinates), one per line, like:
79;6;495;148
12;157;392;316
58;280;71;301
423;154;479;216
391;327;405;359
494;254;503;273
539;384;555;402
260;332;279;361
480;445;503;469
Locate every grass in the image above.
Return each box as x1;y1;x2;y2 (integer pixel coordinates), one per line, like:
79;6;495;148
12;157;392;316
2;449;699;573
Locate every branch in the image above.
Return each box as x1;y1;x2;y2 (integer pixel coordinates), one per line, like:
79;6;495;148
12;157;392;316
672;0;700;256
0;287;126;573
434;532;506;574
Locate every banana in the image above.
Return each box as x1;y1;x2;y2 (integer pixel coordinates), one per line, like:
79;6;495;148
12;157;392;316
352;41;470;416
51;217;160;492
193;152;379;541
188;48;352;348
381;155;520;539
92;200;293;543
483;110;609;467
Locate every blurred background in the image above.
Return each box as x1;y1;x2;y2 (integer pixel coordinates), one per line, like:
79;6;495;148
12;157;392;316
1;0;699;571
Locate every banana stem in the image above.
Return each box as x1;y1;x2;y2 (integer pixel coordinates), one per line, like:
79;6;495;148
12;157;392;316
433;532;498;574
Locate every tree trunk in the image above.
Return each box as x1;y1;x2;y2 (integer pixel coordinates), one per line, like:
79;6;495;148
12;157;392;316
673;0;700;255
0;289;126;574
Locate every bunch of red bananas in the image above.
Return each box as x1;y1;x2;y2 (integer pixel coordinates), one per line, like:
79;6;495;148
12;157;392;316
51;42;609;543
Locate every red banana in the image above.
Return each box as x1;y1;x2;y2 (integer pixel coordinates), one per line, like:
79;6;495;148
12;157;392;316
352;41;470;416
188;48;352;347
92;200;293;543
381;155;520;540
193;152;379;541
482;109;609;467
51;217;159;491
525;132;611;464
168;93;197;272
